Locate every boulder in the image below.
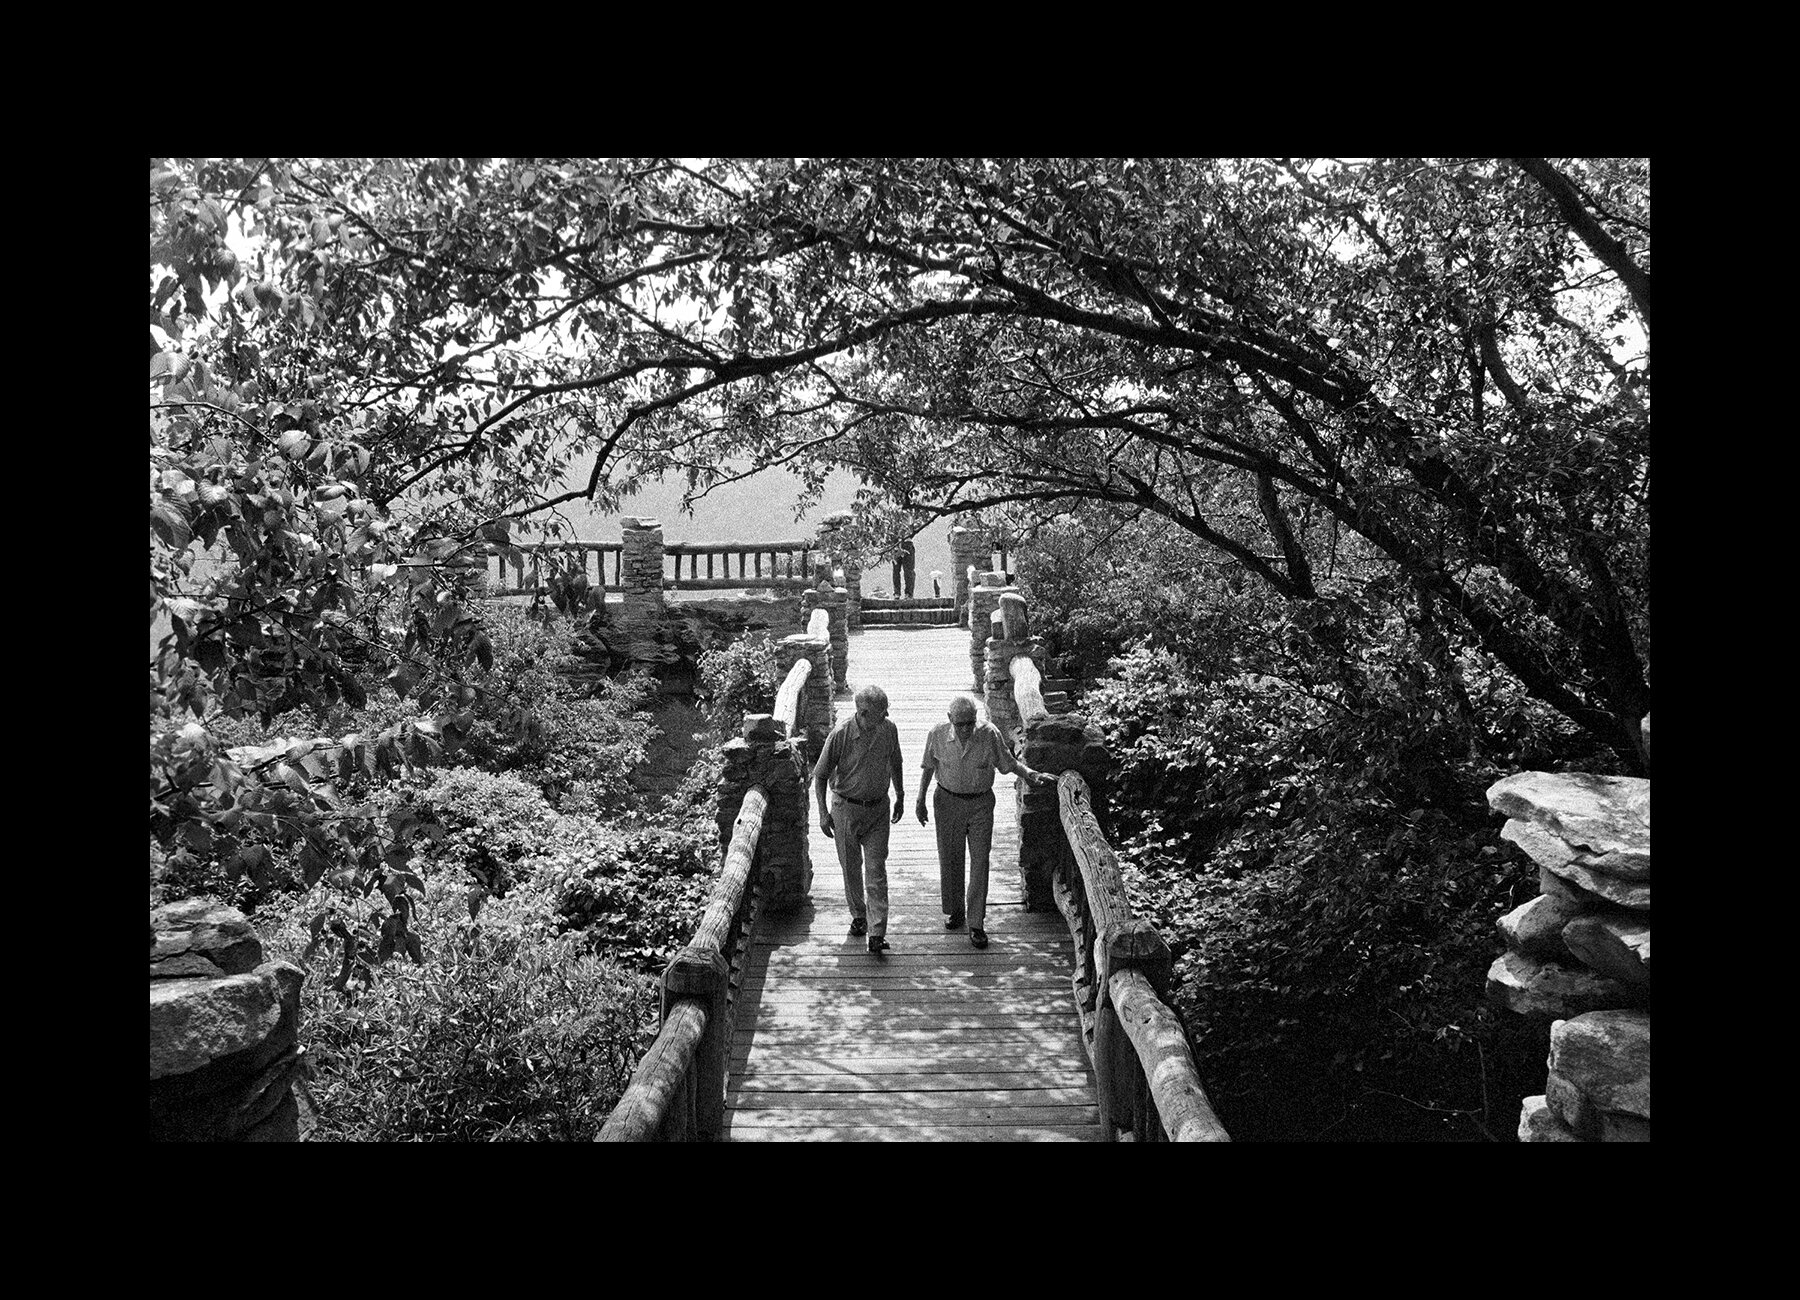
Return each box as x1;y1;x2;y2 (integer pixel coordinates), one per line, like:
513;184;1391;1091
1518;1094;1583;1142
1602;1112;1652;1142
1545;1068;1601;1139
1497;892;1588;960
149;968;285;1080
1501;820;1650;909
1485;950;1645;1019
149;900;265;976
1486;771;1649;875
1561;913;1651;986
1549;1009;1650;1119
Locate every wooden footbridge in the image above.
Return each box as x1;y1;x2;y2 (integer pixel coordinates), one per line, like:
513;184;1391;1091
725;626;1098;1140
557;521;1225;1142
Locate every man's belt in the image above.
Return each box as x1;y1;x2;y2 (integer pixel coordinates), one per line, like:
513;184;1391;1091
833;791;886;806
938;786;992;799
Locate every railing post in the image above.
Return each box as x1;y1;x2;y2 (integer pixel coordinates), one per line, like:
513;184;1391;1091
967;571;1010;691
801;582;850;695
1018;714;1112;913
660;942;730;1139
619;517;665;624
720;714;814;915
950;525;990;628
984;595;1041;747
774;631;834;768
814;510;862;630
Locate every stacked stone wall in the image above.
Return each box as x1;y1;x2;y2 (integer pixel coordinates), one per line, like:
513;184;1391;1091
1485;722;1650;1142
150;900;306;1141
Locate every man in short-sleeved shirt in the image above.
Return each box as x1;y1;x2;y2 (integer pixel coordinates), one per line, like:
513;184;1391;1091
915;694;1053;948
814;683;905;954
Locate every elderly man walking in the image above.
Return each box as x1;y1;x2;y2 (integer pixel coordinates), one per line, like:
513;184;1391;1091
915;695;1054;948
814;683;906;955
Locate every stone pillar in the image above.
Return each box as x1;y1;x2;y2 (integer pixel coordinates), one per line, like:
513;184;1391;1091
150;900;306;1141
950;525;991;628
814;511;862;630
619;517;666;625
1484;742;1651;1142
774;630;835;768
968;572;1012;691
1017;715;1113;914
717;715;814;913
802;583;850;695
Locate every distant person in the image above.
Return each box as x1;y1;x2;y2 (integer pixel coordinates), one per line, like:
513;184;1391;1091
814;683;906;955
890;537;916;599
930;569;942;597
915;694;1055;949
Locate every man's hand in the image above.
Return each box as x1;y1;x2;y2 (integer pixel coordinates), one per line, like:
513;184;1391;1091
819;810;834;839
1031;770;1057;788
915;795;929;825
890;795;904;824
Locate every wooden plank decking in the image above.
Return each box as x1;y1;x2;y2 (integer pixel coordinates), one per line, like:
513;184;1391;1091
723;625;1103;1141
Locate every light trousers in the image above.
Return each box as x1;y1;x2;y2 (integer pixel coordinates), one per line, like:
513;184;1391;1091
831;793;891;936
934;787;996;929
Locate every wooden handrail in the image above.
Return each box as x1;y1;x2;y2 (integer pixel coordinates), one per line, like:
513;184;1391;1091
772;657;812;738
598;787;769;1141
1053;771;1229;1142
1011;656;1049;728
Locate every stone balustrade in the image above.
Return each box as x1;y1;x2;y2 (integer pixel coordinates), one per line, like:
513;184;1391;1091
1485;718;1651;1142
149;899;306;1141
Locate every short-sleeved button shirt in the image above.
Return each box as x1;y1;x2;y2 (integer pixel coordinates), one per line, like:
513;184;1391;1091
920;719;1022;795
814;713;902;802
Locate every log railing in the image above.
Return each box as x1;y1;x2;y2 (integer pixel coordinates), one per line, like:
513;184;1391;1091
660;540;820;591
487;541;624;597
1048;772;1229;1142
596;623;820;1142
597;787;768;1141
1002;590;1228;1142
484;539;823;597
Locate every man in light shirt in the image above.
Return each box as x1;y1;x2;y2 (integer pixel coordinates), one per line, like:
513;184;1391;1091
814;683;906;955
915;695;1055;948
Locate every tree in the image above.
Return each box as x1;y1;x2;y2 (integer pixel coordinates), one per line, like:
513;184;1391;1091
151;158;1651;941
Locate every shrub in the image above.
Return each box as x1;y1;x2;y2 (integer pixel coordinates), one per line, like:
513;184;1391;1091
1083;631;1549;1140
408;767;557;897
695;632;777;741
535;817;718;974
261;876;658;1141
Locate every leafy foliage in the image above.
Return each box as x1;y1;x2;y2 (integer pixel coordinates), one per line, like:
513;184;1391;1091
694;631;779;741
261;874;658;1141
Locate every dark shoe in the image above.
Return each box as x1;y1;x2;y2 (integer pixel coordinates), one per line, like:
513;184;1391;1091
849;917;867;937
868;935;890;956
945;914;964;930
970;928;988;949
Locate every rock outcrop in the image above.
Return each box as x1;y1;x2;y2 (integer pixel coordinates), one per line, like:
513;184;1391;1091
149;900;305;1141
1485;722;1650;1142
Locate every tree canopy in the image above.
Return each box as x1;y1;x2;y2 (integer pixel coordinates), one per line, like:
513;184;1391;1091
150;156;1650;917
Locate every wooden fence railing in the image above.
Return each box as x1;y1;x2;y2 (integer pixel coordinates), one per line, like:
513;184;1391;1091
596;640;816;1141
485;539;823;598
1050;773;1229;1142
1006;610;1228;1143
